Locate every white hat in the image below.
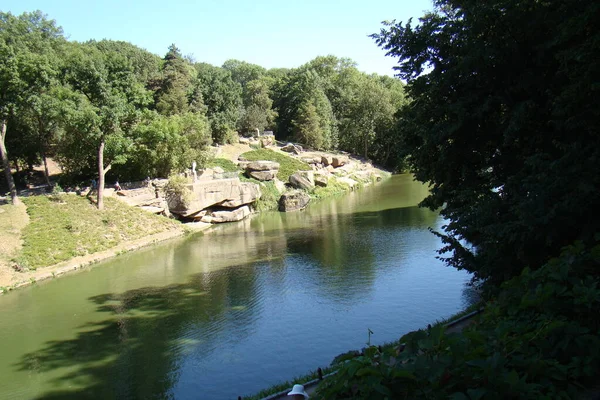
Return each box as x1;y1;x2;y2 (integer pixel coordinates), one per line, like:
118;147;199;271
287;384;309;398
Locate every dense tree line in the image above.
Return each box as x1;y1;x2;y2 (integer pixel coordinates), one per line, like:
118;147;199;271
372;0;599;287
0;11;407;208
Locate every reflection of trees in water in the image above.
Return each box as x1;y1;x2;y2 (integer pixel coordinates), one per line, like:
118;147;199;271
17;265;262;399
283;206;441;304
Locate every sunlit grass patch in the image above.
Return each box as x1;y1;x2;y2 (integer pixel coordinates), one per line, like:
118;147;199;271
18;195;180;269
240;149;311;182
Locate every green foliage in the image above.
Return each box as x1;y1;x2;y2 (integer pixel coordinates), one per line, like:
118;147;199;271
122;111;211;179
17;194;180;269
240;148;310;182
193;63;242;144
165;174;194;209
318;241;600;399
311;177;351;200
372;0;600;286
253;180;280;212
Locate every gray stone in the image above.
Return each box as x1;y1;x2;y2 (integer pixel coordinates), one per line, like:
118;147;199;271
248;170;277;181
301;156;321;165
279;190;310;212
167;178;261;217
289;173;315;191
208;205;251;223
321;155;333;166
246;161;280;171
315;175;328;187
332;156;347;168
281;143;303;154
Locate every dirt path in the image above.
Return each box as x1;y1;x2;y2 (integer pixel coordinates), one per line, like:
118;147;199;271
213;143;253;162
0;203;29;288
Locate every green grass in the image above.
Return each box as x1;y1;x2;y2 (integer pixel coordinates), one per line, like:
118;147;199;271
311;177;351;200
240;148;311;182
17;194;181;269
206;158;240;173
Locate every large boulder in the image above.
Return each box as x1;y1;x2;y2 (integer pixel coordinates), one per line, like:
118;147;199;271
247;161;280;171
246;161;280;181
314;175;328;187
331;156;347;168
259;134;275;146
289;173;315;191
167;178;260;217
321;155;333;166
301;156;322;165
279;190;310;212
202;205;251;223
281;143;303;154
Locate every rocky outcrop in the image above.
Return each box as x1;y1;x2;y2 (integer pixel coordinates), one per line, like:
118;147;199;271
315;175;328;187
115;180;170;216
201;206;251;223
246;161;280;181
281;143;303;154
289;172;314;191
167;178;260;217
321;155;333;166
279;190;310;212
332;156;347;168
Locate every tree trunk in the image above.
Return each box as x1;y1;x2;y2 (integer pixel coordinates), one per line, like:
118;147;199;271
42;151;51;187
0;119;21;205
97;140;105;210
96;139;111;210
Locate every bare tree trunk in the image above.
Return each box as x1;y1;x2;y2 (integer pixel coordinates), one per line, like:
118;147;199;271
0;119;21;205
97;140;105;210
97;139;111;210
42;151;51;187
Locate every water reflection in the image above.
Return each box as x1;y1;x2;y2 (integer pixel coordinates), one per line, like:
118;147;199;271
0;175;471;400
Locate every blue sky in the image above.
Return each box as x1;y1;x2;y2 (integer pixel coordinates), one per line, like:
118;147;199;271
3;0;432;76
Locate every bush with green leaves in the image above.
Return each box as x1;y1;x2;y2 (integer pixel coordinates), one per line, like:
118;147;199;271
317;240;600;399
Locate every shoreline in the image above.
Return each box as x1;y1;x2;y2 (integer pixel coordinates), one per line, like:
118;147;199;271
0;143;391;295
0;176;389;295
0;224;211;294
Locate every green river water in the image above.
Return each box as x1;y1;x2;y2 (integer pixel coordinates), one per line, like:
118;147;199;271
0;174;472;399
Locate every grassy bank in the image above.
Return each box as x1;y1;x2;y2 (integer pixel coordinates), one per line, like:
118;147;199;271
15;194;182;270
0;203;29;272
240;149;311;181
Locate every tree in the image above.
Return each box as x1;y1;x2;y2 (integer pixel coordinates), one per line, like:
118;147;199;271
239;78;277;133
193;63;242;144
372;0;600;286
0;11;64;204
155;44;197;116
62;43;149;209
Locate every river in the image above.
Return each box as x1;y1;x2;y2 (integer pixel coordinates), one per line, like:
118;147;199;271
0;174;472;399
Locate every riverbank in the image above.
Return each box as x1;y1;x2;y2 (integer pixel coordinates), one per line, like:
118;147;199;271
0;195;202;293
0;140;390;294
244;305;482;400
